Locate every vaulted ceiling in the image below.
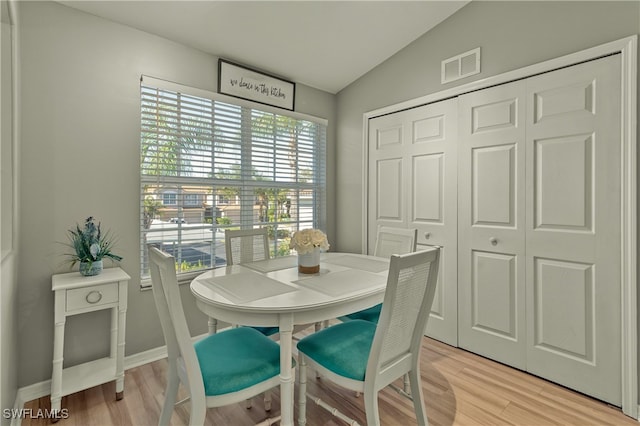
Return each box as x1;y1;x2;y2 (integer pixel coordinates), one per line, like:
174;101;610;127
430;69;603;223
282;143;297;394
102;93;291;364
57;1;469;93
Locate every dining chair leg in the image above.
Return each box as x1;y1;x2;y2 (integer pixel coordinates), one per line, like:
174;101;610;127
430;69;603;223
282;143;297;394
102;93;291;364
403;373;411;395
297;354;308;426
189;394;207;426
263;391;272;411
159;365;179;426
364;389;381;426
409;369;429;426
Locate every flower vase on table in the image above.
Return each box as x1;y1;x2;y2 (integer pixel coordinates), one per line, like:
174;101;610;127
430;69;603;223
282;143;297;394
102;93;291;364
298;247;321;274
290;229;330;274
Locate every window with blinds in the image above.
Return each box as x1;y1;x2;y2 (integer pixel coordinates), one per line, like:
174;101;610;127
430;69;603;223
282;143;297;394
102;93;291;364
140;77;327;283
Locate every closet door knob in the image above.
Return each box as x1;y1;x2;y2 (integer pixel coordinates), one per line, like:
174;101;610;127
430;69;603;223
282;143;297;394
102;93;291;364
489;237;498;246
424;232;431;240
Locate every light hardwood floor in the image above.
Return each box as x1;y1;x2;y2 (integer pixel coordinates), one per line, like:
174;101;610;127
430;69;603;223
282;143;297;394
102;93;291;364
23;337;636;425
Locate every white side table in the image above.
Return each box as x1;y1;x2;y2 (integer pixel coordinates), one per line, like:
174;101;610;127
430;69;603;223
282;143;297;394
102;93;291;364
51;267;130;420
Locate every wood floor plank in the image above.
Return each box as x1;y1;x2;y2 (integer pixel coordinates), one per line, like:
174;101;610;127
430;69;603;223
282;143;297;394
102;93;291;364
500;402;564;426
21;337;636;425
453;397;517;426
537;383;629;425
444;375;510;416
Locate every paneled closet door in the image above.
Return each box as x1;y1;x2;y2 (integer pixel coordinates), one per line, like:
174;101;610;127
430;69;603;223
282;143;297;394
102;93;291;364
406;99;458;345
458;80;527;369
368;98;458;345
368;112;409;249
525;55;621;405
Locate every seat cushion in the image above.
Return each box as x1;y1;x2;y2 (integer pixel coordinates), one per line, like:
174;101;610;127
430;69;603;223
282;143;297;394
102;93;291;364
250;326;280;337
338;303;382;324
296;320;376;381
194;326;281;396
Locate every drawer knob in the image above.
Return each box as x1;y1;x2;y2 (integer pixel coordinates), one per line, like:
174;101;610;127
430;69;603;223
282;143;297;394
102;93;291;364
86;291;103;304
424;232;431;240
489;237;498;246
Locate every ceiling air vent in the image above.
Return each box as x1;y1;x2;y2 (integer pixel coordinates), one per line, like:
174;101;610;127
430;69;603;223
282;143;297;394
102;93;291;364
441;47;480;84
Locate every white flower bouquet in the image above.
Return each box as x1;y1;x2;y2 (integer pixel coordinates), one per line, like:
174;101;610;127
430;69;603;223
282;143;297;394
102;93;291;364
290;228;330;255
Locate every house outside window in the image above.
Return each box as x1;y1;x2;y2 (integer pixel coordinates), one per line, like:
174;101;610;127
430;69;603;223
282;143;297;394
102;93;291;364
162;192;177;205
184;194;200;206
140;76;327;284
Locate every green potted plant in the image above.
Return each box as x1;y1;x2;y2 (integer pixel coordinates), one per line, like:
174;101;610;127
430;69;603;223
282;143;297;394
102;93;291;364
65;216;123;276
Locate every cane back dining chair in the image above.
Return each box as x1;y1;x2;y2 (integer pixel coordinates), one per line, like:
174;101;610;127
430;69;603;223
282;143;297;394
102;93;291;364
223;228;279;337
296;248;440;426
338;226;417;323
224;228;316;338
148;246;289;425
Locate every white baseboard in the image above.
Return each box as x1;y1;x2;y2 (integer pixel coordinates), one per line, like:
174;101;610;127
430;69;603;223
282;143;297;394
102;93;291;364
10;332;210;426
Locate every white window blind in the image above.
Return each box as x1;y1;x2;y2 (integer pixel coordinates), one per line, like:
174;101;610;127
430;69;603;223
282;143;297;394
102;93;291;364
140;77;327;283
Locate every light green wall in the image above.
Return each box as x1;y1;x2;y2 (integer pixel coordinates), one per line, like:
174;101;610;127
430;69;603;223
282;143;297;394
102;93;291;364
335;0;640;253
1;4;18;422
15;0;336;387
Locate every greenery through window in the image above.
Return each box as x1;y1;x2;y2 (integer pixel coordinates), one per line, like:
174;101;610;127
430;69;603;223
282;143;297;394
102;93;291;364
140;77;327;283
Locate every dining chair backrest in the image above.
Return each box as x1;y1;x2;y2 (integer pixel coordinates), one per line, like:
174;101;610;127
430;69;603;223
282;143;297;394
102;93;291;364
374;226;417;259
148;246;206;403
224;228;281;338
366;248;440;393
149;246;285;425
225;228;270;265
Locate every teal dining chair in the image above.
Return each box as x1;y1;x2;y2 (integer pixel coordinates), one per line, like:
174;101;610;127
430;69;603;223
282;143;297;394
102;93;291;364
337;226;418;394
148;246;290;425
224;228;280;337
296;248;440;426
339;226;417;324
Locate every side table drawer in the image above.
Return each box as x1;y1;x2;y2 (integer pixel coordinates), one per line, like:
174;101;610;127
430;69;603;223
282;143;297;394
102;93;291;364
66;282;118;312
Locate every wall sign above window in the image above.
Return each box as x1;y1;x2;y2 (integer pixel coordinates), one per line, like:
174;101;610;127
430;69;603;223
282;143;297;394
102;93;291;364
218;59;295;111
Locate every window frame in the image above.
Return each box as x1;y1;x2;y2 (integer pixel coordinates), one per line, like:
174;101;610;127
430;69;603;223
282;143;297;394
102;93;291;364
140;76;327;286
162;192;177;206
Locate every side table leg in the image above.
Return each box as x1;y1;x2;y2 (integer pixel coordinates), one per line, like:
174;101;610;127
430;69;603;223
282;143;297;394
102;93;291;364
51;318;65;422
115;304;127;400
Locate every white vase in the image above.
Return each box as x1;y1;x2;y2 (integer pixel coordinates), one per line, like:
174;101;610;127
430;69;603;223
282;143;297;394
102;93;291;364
298;247;320;274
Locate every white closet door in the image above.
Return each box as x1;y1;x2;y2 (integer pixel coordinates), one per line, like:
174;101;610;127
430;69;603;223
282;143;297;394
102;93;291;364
525;55;621;405
368;98;458;345
406;99;458;345
368;112;409;248
458;80;527;369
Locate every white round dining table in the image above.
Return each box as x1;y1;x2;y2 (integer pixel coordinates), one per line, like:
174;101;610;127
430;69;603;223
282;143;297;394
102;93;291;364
190;252;391;426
